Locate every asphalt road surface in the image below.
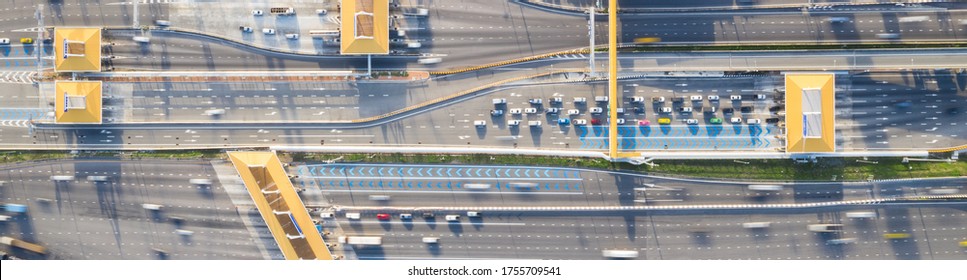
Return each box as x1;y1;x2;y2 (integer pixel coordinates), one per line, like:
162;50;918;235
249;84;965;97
0;158;265;260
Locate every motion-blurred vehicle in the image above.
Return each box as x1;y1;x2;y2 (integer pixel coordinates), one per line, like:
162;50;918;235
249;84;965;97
632;37;661;44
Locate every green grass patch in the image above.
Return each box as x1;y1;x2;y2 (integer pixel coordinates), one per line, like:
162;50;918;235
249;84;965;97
286;152;966;181
125;150;225;160
619;43;965;53
0;151;72;164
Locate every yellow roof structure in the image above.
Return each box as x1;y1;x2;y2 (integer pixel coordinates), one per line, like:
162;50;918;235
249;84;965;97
340;0;389;54
785;73;836;153
228;152;333;260
54;28;102;72
54;81;102;124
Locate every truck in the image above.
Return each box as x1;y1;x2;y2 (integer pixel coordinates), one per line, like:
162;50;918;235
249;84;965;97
189;179;213;185
338;236;382;246
0;236;47;255
50;175;75;181
87;176;110;182
807;224;844;233
3;204;27;214
270;7;295;15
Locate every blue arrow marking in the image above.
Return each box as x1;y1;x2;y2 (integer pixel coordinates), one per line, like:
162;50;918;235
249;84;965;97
515;169;521;177
437;182;442;188
369;181;374;188
436;169;443;177
407;168;413;176
456;183;462;189
408;182;413;188
348;181;353;187
475;169;482;177
552;183;557;190
378;181;383;187
447;168;453;177
553;169;559;177
524;169;532;177
448;182;452;189
543;169;550;177
485;169;492;177
574;183;580;190
417;182;423;188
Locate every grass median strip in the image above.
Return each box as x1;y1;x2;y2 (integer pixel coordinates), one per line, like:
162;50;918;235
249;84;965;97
286;152;966;182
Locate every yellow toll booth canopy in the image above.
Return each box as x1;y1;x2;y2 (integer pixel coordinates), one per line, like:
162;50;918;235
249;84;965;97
785;73;836;153
340;0;389;54
54;28;102;72
54;81;102;124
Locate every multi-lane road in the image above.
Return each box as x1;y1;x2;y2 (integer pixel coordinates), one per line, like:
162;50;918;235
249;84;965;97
301;163;967;260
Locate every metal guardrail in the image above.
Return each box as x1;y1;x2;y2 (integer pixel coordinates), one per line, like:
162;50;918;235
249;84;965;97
929;144;967;153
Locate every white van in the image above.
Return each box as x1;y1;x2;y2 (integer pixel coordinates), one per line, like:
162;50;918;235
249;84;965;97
87;176;110;182
845;211;876;219
346;212;361;220
602;250;638;259
369;195;391;201
445;215;460;221
189;179;212;185
528;121;542;127
284;33;300;40
133;36;150;43
418;57;442;64
319;212;335;218
142;203;163;211
492;98;506;105
748;184;782;191
50;175;75;181
594;96;609;102
474;120;487;127
422;237;440;244
204;109;225;116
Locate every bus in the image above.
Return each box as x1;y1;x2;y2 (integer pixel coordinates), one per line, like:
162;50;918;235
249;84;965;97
602;249;638;259
309;30;340;38
748;184;783;191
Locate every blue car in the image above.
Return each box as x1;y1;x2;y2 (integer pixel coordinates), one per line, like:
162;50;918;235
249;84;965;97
557;118;570;125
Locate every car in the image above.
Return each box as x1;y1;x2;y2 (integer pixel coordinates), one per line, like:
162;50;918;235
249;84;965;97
376;213;390;220
493;98;506;105
883;233;912;239
399;213;413;220
528;121;542;127
422;212;435;219
557;118;570;125
657;118;672;125
807;224;844;233
445;215;461;221
740;106;753;113
545;107;560;114
685;119;698;125
285;33;300;40
876;33;900;39
755;94;767;100
845;211;876;219
722;108;734;114
316;9;328;15
747;118;761;124
591;119;602;125
422;237;440;244
826;238;857;245
369;195;390;201
474;120;487;127
20;38;33;44
827;17;850;23
946;107;960;115
573;119;588;125
262;28;276;35
630;96;645;103
742;222;771;229
616;118;625;125
550;97;563;103
529;98;542;104
490;109;504;116
638;120;650;126
589;107;603;114
707;95;720;101
765;117;780;124
672;97;685;103
509;108;522;115
690;95;703;101
0;38;9;45
573;97;587;103
507;120;521;126
679;107;693;113
594;96;609;102
709;118;723;124
252;9;264;16
616;108;625;114
730;95;742;101
524;107;538;114
155;20;171;27
633;107;644;114
133;36;150;43
730;117;743;124
652;96;665;103
659;107;672;113
239;26;254;33
567;109;580;115
467;211;481;217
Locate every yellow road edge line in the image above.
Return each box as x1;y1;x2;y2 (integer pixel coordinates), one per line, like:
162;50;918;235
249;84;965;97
928;144;967;153
608;0;619;159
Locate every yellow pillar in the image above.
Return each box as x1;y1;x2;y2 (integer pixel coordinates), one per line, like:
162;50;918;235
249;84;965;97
607;0;619;159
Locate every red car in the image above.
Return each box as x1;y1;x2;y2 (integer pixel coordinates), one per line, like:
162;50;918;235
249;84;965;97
376;213;390;221
591;119;602;125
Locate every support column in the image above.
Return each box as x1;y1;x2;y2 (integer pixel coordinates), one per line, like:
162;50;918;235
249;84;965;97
367;55;372;76
607;0;618;159
588;6;595;77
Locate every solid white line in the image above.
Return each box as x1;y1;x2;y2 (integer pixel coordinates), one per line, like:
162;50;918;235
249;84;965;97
341;220;526;226
308;189;583;195
277;135;374;138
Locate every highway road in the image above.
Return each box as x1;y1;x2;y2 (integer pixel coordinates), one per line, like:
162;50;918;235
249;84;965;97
2;70;962;152
0;159;265;259
306;164;967;260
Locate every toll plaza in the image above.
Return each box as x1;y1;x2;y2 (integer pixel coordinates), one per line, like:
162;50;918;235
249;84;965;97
229;152;333;260
54;81;102;124
340;0;389;55
784;73;836;153
53;27;101;72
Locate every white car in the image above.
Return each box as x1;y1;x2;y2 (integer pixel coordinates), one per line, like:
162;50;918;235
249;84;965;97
730;117;743;124
755;94;767;100
0;38;10;45
529;98;542;105
492;98;506;105
660;107;672;113
685;119;698;125
631;96;645;103
690;95;703;101
567;109;580;115
730;95;742;101
707;95;720;101
252;9;264;16
550;97;563;103
400;213;413;220
679;107;693;113
240;26;254;33
747;118;761;124
507;120;521;126
316;9;328;15
589;107;603;114
509;108;522;115
616;118;625;125
573;119;588;125
573;97;587;103
132;36;150;43
524;107;538;114
474;120;487;127
285;33;300;40
545;107;560;114
262;28;276;35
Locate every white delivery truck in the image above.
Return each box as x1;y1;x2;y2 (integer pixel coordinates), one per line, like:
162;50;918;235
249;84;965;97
338;236;382;246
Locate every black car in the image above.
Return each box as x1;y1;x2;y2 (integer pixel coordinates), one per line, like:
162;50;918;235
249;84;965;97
740;106;754;113
722;108;735;114
765;117;781;124
422;212;435;219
